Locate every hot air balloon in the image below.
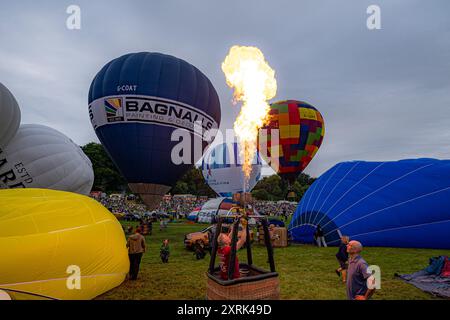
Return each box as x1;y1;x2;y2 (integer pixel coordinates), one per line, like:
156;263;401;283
289;159;450;249
202;142;262;197
89;52;221;209
0;124;94;195
0;189;129;300
0;83;21;148
258;100;325;183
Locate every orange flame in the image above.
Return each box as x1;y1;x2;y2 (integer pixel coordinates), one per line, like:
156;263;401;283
222;46;277;190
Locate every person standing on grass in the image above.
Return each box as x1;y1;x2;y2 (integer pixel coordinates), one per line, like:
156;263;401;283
160;239;170;263
335;236;349;283
126;227;146;280
346;240;376;300
147;220;153;236
194;240;206;260
314;225;327;247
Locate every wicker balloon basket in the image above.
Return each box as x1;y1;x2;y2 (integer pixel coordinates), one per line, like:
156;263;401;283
206;264;280;300
207;210;281;300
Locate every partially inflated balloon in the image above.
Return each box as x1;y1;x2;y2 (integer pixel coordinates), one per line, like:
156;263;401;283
202;142;262;197
0;83;21;148
289;159;450;249
0;124;94;195
0;189;129;300
259;100;325;182
89;52;221;209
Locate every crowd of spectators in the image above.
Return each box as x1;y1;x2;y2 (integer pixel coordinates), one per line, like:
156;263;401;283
254;200;297;217
92;193;147;215
91;193;208;216
157;195;208;216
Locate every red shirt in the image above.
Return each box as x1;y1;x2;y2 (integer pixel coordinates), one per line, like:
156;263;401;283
218;245;240;280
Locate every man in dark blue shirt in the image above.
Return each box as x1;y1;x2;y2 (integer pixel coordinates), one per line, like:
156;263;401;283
346;240;376;300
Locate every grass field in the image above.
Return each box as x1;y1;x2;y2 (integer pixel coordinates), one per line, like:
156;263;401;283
96;220;450;300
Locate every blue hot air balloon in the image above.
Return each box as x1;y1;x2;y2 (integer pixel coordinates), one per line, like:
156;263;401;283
201;142;262;197
289;159;450;249
89;52;221;208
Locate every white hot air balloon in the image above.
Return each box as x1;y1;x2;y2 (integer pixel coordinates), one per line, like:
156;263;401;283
0;83;21;148
0;124;94;195
201;142;262;197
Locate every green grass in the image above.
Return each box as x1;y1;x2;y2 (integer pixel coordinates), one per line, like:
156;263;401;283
96;220;450;300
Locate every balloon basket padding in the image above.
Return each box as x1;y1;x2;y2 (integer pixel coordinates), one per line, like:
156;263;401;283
206;264;279;300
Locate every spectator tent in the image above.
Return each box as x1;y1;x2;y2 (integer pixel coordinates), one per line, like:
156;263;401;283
289;159;450;249
196;198;238;223
195;198;262;224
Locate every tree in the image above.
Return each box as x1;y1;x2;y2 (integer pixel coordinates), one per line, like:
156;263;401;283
81;142;127;192
251;189;270;200
172;181;189;195
169;166;217;197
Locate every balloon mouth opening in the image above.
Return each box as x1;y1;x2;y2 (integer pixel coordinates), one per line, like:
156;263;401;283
128;183;171;210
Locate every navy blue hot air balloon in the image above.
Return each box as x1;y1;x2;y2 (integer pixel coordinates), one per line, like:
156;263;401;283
289;159;450;249
89;52;221;208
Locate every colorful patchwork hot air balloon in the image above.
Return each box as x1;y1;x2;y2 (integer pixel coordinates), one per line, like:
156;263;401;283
258;100;325;183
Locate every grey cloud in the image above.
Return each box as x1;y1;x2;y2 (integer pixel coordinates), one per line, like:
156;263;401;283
1;0;449;177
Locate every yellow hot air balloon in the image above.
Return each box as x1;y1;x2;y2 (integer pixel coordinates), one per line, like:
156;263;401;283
0;189;129;300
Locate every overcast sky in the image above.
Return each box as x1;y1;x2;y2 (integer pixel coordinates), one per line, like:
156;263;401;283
1;0;449;177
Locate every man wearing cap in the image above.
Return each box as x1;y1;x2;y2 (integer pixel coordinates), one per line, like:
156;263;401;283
346;240;376;300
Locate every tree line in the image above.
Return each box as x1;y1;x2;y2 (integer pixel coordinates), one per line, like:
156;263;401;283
81;142;315;201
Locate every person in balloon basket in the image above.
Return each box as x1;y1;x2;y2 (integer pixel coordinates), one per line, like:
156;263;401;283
346;240;376;300
335;236;350;283
160;239;170;263
314;225;327;247
147;220;153;236
217;219;247;280
126;227;146;280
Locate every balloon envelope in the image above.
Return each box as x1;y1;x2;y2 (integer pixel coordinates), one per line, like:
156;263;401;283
0;189;128;300
202;142;262;197
0;124;94;195
259;100;325;182
89;52;221;208
0;83;21;148
196;197;238;223
289;159;450;249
